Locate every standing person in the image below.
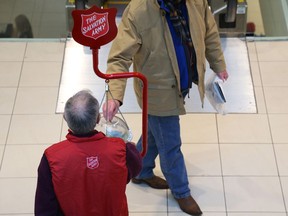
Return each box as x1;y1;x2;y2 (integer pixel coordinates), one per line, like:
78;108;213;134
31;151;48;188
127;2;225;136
35;90;142;216
103;0;229;215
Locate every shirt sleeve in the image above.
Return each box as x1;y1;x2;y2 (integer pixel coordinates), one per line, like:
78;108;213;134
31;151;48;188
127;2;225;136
34;154;64;216
126;142;142;183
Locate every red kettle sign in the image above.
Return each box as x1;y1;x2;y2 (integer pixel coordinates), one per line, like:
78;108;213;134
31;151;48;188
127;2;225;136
81;12;109;40
72;6;117;48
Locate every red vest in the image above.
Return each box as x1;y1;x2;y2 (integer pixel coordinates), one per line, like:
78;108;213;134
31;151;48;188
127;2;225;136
45;132;128;216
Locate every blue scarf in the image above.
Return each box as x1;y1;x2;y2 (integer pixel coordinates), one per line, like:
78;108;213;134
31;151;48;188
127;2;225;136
164;0;198;86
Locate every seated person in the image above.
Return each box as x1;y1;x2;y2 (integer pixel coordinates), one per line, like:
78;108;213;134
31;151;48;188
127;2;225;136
35;89;142;216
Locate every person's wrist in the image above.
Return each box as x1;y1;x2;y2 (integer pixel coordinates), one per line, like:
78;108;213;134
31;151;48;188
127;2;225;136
114;99;122;107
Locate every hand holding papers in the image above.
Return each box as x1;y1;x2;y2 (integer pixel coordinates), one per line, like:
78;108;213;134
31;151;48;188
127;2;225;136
205;73;228;115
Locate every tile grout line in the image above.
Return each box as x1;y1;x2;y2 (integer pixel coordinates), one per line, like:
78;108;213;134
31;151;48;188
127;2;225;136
0;42;28;172
256;41;288;214
215;114;228;216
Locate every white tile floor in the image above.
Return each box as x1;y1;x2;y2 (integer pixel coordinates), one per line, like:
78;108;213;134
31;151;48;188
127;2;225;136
1;39;288;216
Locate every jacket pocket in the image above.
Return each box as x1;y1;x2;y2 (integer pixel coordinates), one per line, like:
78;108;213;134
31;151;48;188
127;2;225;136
147;87;179;112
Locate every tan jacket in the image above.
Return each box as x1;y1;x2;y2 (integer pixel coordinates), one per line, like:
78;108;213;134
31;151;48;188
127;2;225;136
106;0;226;116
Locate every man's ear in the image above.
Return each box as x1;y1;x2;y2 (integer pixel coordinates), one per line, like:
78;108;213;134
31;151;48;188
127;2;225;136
96;114;100;123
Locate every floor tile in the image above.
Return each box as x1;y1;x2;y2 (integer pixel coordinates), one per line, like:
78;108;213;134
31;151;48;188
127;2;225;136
130;213;167;216
0;42;26;61
0;214;33;216
222;74;257;113
0;87;17;114
220;144;278;176
126;183;167;213
19;62;62;87
280;177;288;211
168;177;226;212
264;87;288;113
0;115;11;144
228;213;286;216
250;61;262;87
256;41;288;61
247;41;257;62
260;62;288;87
0;144;48;178
13;87;59;114
217;114;272;144
170;213;226;216
224;176;285;212
7;114;63;144
0;178;36;214
182;144;222;176
0;62;22;87
0;145;4;167
60;64;103;85
60;121;69;140
24;42;65;62
274;144;288;176
180;114;218;143
254;87;267;113
269;114;288;143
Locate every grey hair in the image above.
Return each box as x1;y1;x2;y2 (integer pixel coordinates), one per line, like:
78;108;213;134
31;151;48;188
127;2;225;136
64;90;99;135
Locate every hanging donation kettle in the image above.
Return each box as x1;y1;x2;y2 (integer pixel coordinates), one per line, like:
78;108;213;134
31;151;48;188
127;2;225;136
97;115;133;142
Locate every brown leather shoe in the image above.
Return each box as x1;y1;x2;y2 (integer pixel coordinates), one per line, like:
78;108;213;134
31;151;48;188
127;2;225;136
176;195;202;215
132;175;169;189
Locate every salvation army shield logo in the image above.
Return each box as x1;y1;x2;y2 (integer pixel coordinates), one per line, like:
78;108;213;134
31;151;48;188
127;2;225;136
86;156;99;169
81;12;109;40
72;6;117;48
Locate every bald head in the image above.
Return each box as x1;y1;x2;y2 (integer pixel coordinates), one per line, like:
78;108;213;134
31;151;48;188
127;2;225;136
64;90;99;135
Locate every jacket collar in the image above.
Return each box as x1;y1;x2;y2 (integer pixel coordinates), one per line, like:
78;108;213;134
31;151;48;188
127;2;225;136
66;130;106;142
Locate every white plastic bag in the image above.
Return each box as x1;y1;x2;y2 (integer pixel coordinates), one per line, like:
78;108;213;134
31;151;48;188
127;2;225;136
205;73;228;115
